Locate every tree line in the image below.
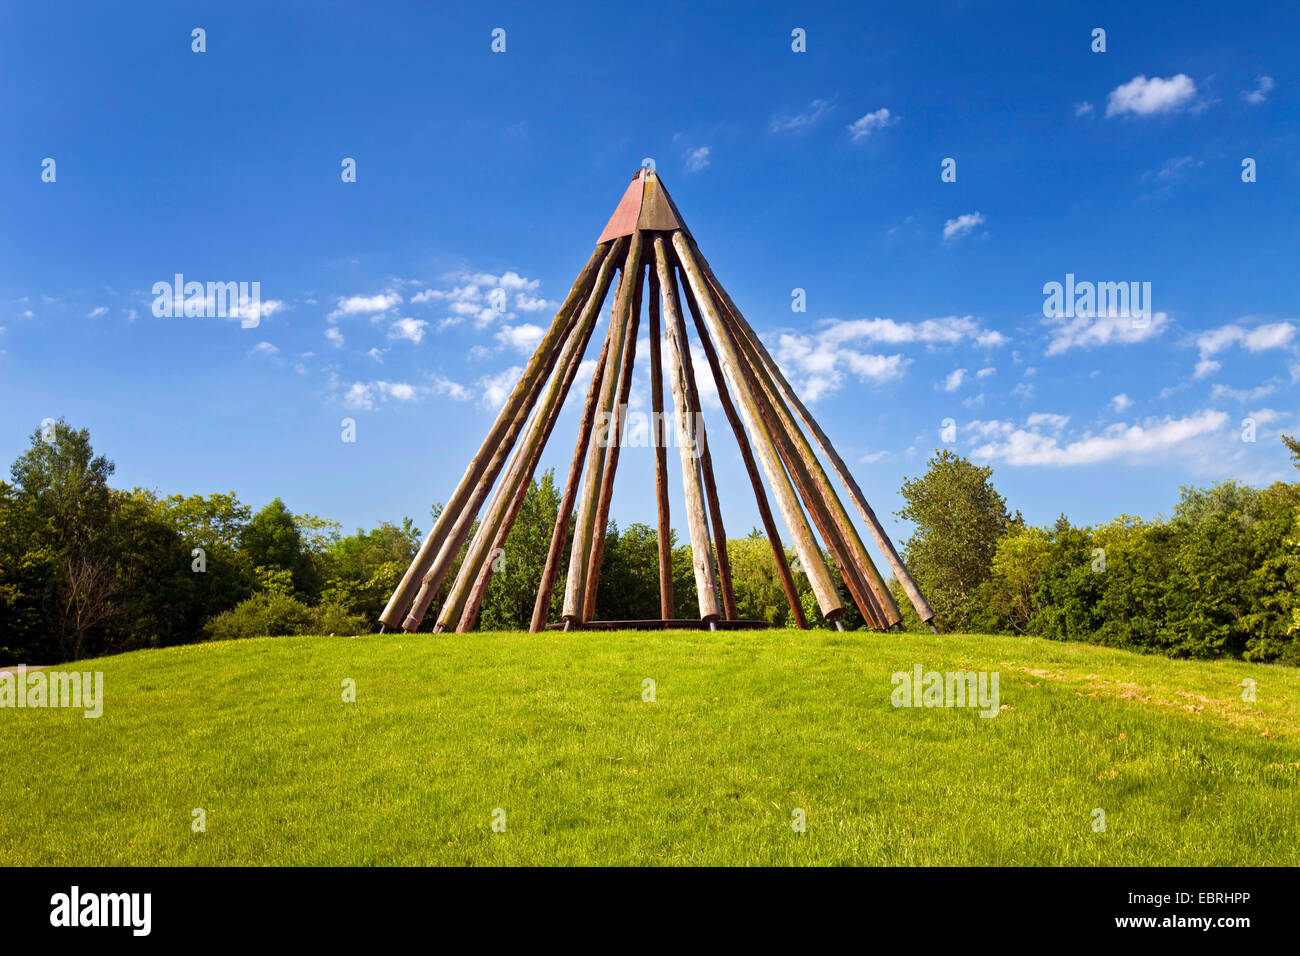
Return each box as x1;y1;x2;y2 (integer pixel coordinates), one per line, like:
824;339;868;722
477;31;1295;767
2;420;1297;665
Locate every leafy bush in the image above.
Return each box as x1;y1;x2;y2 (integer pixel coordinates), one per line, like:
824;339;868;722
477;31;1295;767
204;593;314;641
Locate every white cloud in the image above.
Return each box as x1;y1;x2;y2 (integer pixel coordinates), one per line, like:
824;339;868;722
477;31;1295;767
1210;382;1275;402
329;291;402;320
87;306;108;318
1074;101;1095;117
1193;359;1221;379
367;347;385;363
977;367;996;379
340;376;471;410
1026;412;1070;430
233;298;285;324
325;327;344;348
770;99;833;133
478;366;522;410
846;108;897;142
388;317;429;344
494;323;544;354
773;332;908;401
1044;311;1169;354
1110;393;1133;412
410;271;543;328
771;314;1008;400
251;341;278;356
1148;155;1202;182
943;368;967;391
1105;74;1197;117
513;293;551;312
859;450;889;465
1241;75;1275;105
942;212;985;242
684;146;711;172
814;315;1006;348
1245;323;1296;351
968;409;1228;467
1196;321;1296;360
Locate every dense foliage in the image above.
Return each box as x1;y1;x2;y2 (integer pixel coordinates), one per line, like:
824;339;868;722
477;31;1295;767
3;421;1299;665
897;449;1300;664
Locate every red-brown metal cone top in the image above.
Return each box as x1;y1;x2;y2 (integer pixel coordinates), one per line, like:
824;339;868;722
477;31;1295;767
597;168;692;243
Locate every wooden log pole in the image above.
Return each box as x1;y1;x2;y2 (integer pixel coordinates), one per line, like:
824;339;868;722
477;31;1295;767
691;242;937;631
582;255;644;620
563;233;645;624
729;333;887;629
654;235;721;622
379;242;608;631
432;239;623;633
647;264;676;619
671;231;843;620
673;288;738;620
454;281;607;633
715;301;895;629
529;332;613;632
677;262;808;629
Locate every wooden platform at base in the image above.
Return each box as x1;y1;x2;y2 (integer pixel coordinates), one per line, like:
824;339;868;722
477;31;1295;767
547;618;773;631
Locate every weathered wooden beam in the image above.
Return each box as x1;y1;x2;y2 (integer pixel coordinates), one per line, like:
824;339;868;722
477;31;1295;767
454;279;606;633
671;231;844;620
379;242;608;632
692;244;937;630
677;262;808;629
647;264;676;620
563;233;645;624
672;287;738;620
721;312;885;628
529;330;613;633
655;234;721;621
716;298;897;627
402;238;624;632
434;241;624;633
582;253;644;620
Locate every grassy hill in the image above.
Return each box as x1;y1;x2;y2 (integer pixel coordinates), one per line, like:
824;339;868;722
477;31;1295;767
3;629;1297;866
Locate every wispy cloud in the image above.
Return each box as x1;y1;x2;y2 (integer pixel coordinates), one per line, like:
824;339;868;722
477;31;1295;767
769;98;833;133
1241;74;1275;105
771;316;1006;401
684;146;711;172
967;409;1228;467
410;271;545;329
846;108;897;142
388;316;428;344
942;212;985;242
328;291;402;321
1196;321;1295;359
1045;311;1170;355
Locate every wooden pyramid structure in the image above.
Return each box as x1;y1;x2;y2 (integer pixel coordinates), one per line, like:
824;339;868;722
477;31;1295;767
379;169;937;634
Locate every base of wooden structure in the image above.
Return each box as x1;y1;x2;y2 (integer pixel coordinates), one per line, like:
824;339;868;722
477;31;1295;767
548;618;773;631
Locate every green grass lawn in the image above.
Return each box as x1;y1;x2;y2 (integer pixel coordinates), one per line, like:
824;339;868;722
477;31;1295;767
3;629;1298;866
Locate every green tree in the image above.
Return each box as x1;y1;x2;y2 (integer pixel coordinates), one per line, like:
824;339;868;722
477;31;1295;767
728;528;797;625
242;498;320;599
896;450;1016;631
478;472;562;630
990;526;1055;634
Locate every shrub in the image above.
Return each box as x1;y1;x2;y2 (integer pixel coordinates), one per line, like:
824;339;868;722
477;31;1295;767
204;592;314;641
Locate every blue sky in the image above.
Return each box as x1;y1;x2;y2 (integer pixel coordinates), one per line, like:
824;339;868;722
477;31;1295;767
3;1;1298;557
